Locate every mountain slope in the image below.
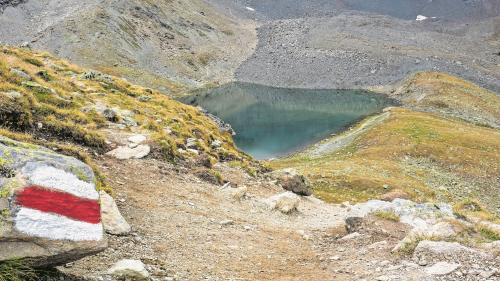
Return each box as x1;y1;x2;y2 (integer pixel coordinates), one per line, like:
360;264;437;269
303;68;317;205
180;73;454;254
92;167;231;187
0;0;257;92
0;46;255;189
273;73;500;215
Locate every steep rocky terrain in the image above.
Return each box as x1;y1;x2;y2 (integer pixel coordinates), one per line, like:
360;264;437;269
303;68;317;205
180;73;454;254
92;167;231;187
0;0;257;92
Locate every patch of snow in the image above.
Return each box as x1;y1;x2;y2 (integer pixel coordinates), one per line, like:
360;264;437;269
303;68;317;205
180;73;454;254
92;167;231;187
246;6;255;12
416;15;428;21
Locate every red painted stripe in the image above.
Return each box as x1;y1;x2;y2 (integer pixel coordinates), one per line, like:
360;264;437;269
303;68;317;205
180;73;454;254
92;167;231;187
16;186;101;224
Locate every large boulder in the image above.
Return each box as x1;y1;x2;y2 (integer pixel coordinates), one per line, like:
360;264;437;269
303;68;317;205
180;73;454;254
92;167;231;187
272;168;312;196
0;136;107;267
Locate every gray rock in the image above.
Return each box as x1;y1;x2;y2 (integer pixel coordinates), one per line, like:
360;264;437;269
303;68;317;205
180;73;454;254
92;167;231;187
425;262;460;275
266;192;300;214
10;68;31;80
138;95;151;102
0;91;22;99
99;191;131;235
106;145;151;160
103;108;119;122
80;70;112;83
0;136;107;267
272;168;312;196
22;81;55;94
108;259;149;280
211;139;222;148
413;241;485;264
186;138;198;149
219;219;234;226
128;135;147;144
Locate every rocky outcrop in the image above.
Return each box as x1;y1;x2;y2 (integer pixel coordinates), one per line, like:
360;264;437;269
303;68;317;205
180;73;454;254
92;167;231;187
272;168;312;196
0;136;107;267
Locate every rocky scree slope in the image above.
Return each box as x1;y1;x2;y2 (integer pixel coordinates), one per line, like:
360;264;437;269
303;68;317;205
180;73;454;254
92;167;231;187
231;1;500;92
0;0;257;92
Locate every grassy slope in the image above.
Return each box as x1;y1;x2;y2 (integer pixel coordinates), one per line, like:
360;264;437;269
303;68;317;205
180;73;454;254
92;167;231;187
0;46;254;189
273;73;500;216
392;71;500;128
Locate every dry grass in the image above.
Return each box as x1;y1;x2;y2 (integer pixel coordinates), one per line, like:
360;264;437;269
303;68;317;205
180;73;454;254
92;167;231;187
0;46;256;190
394;71;500;127
273;108;500;214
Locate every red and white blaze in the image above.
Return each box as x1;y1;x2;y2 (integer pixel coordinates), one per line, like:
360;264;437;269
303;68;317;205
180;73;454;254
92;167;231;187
14;166;103;241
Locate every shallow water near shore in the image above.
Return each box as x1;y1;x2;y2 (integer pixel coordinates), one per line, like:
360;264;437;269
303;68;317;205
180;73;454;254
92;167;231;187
182;82;393;159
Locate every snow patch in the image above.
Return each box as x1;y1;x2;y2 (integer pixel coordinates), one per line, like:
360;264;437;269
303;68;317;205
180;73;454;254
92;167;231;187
416;15;428;21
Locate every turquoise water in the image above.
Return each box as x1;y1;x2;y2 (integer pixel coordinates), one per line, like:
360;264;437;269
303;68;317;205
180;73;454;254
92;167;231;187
182;83;393;159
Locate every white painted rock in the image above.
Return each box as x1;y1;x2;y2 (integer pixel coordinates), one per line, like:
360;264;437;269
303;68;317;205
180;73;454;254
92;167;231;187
100;191;131;235
108;259;149;279
425;262;460;275
0;136;107;267
267;192;300;214
106;145;150;160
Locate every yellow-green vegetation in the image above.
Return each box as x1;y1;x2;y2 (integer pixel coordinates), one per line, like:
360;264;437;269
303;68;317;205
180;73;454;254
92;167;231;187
395;72;500;127
273;106;499;215
373;210;400;222
453;198;496;222
0;260;37;281
0;46;254;189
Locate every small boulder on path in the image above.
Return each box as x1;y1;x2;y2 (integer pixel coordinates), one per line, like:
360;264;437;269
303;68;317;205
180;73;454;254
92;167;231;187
100;191;131;235
267;192;300;214
108;259;149;280
106;145;150;160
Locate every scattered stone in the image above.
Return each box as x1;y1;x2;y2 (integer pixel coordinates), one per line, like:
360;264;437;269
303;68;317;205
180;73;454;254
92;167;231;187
138;95;151;102
108;259;149;280
0;91;22;99
339;232;361;241
186;138;198;148
219;219;234;226
10;68;31;80
22;81;55;94
0;136;106;267
81;70;112;83
266;192;300;214
128;135;147;144
106;145;151;160
376;276;389;281
99;191;131;235
103;108;119;122
345;217;364;233
271;168;312;196
425;262;460;275
211;139;222;148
